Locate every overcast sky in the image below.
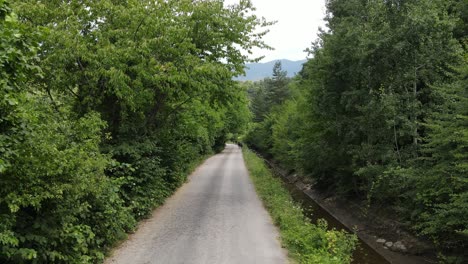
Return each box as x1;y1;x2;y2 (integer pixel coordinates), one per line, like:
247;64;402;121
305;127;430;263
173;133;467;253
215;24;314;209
224;0;327;62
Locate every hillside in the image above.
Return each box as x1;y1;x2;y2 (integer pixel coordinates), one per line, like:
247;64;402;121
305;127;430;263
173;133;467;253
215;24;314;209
236;59;307;81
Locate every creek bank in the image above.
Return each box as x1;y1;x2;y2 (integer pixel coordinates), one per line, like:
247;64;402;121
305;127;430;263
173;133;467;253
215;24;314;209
257;153;438;264
299;184;435;264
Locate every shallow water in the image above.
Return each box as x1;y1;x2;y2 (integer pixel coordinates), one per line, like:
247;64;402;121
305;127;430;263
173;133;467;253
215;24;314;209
280;179;390;264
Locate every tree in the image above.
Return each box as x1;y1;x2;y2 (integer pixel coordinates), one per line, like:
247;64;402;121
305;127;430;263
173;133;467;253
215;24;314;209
2;0;270;262
246;0;467;259
297;0;462;194
408;55;468;254
266;61;290;107
246;80;269;122
1;2;134;262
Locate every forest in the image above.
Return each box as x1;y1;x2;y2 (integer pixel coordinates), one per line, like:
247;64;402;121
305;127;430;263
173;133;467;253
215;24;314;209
1;0;467;263
245;0;467;262
1;0;259;262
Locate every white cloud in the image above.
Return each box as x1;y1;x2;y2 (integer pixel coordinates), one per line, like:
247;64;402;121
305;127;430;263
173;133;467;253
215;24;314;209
225;0;327;62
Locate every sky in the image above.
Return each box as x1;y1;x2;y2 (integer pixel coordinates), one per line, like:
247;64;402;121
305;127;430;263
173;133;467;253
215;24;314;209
224;0;327;62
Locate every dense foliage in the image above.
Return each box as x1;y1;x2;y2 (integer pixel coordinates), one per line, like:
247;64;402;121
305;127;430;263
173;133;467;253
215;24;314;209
242;148;357;264
1;0;263;263
245;0;467;262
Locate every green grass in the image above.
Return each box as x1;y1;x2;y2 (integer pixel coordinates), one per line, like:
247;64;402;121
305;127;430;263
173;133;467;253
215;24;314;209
242;148;357;264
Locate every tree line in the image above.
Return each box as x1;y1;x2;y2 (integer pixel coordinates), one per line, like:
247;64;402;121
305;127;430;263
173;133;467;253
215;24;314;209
245;0;467;262
0;0;262;262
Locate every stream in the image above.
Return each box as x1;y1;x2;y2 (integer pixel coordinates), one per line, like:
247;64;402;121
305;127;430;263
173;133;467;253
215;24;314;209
277;175;390;264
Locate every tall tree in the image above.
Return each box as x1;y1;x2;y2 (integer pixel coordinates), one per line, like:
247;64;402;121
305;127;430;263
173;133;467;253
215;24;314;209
405;53;468;254
298;0;462;194
266;61;290;107
247;80;269;122
246;0;467;259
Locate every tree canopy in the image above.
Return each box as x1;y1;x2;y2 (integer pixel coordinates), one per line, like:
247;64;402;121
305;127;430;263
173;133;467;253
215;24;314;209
245;0;467;262
0;0;266;262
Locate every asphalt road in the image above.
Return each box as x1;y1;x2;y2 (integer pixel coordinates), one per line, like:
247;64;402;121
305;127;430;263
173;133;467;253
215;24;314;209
105;144;287;264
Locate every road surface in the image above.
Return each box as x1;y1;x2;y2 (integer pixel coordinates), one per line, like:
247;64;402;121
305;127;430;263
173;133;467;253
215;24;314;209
105;144;287;264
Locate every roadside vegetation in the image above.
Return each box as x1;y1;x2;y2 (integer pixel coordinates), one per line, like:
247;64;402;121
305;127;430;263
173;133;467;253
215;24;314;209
242;148;357;264
244;0;467;262
2;0;466;263
0;0;259;263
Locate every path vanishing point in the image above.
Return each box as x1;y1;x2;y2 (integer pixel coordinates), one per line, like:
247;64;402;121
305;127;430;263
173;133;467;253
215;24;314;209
105;144;287;264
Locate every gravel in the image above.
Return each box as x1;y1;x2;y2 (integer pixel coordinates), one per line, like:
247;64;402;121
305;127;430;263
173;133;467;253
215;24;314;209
105;144;287;264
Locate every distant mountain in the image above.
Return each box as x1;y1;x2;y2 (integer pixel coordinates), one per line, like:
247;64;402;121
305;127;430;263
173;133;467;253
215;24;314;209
235;59;307;81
